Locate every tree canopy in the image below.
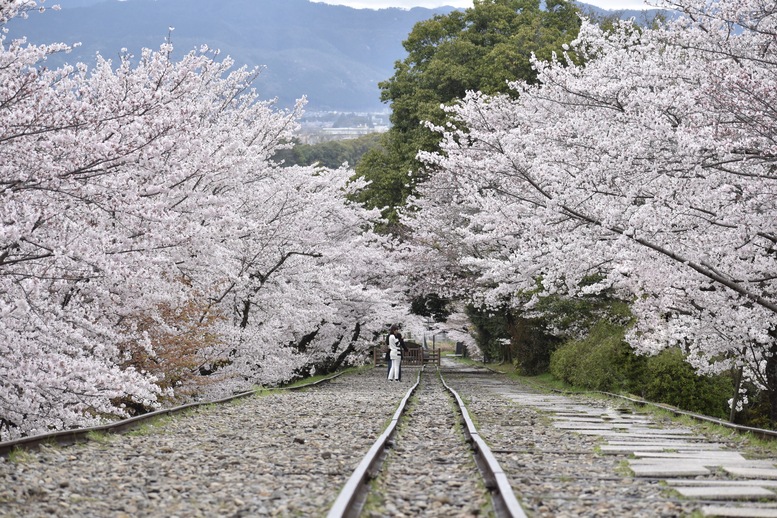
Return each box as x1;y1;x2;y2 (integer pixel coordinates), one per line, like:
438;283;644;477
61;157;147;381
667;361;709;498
404;0;777;420
352;0;581;225
274;133;382;169
0;1;413;440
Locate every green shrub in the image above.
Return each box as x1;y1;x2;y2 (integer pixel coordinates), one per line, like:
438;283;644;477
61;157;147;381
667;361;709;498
735;383;772;429
641;347;732;419
510;316;562;376
549;338;578;384
550;324;733;419
550;320;640;391
531;290;633;378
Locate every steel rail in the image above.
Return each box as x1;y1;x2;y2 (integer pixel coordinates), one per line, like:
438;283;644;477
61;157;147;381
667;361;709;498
327;367;423;518
595;390;777;440
0;371;343;456
439;369;529;518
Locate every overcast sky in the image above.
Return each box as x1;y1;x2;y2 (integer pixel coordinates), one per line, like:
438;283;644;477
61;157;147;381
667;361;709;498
312;0;658;12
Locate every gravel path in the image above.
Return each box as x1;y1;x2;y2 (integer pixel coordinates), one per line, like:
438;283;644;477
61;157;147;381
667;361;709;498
0;368;408;517
365;367;491;517
4;360;771;518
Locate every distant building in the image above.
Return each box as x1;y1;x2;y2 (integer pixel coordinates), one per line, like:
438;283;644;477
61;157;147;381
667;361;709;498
296;111;391;144
323;126;388;138
300;125;389;144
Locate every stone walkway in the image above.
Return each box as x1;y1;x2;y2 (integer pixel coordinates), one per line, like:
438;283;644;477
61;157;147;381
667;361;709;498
463;364;777;518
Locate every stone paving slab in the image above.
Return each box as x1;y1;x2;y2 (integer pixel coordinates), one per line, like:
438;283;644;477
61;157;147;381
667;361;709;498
554;422;628;430
580;417;648;423
632;451;746;461
719;461;777;469
552;416;607;421
559;411;650;418
630;458;777;469
674;486;776;500
553;416;641;424
477;373;777;515
574;426;698;436
607;440;718;447
629;464;711;477
575;430;705;440
554;409;650;421
666;479;777;488
701;506;777;517
618;427;696;435
498;395;566;403
724;467;777;480
553;410;611;415
599;444;724;454
574;429;638;436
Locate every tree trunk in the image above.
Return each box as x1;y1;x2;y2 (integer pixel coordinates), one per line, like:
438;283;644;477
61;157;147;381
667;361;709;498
766;344;777;426
239;299;251;329
328;323;361;373
504;310;517;364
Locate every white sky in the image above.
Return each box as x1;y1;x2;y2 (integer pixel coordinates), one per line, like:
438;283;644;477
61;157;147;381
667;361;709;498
311;0;658;12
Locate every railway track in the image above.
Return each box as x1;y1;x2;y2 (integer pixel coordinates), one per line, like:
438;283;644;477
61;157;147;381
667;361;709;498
0;373;344;457
328;366;526;517
3;360;777;517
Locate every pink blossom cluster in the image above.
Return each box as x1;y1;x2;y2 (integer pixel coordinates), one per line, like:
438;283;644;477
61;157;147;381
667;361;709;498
0;3;407;439
407;0;776;392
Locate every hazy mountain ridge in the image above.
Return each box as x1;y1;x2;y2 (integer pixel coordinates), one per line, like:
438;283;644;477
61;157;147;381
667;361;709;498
8;0;671;111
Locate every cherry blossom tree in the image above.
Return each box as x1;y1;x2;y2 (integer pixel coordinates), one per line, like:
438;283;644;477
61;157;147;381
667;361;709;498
407;0;777;416
1;3;403;439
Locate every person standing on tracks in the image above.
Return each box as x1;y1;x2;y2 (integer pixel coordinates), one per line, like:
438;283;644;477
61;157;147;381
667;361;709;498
395;329;408;381
385;327;393;377
387;325;402;381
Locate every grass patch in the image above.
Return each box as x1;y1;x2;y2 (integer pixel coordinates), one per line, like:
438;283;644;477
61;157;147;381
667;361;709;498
663;487;684;500
85;430;113;445
362;472;388;515
281;373;335;389
521;372;588;393
125;415;174;437
449;356;490;369
8;447;34;464
250;387;284;398
278;365;368;390
615;459;634;477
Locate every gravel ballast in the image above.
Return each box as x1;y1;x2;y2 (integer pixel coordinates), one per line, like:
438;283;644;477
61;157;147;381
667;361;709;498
3;360;776;517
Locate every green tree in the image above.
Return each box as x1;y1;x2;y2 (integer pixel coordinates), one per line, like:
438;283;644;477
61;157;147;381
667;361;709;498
410;293;452;322
352;0;581;225
465;304;512;363
275;133;382;169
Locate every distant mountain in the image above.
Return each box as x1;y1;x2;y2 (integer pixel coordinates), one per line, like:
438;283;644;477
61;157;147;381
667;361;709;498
8;0;454;111
574;2;671;25
6;0;673;112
